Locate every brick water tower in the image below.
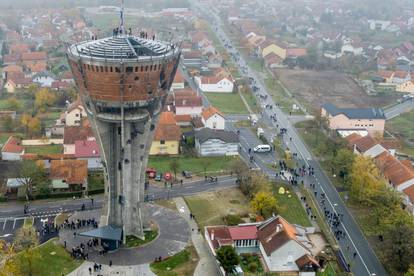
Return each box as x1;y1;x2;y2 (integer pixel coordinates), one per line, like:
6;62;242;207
66;3;181;241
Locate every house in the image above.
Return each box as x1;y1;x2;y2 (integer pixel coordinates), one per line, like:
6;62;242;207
341;43;363;56
21;51;47;67
392;71;411;84
205;216;320;273
9;43;30;55
195;128;239;157
264;53;284;69
74;140;102;170
32;71;56;87
27;61;48;75
174;89;203;117
1;136;24;160
286;48;307;59
3;54;20;65
60;99;87;127
150;112;181;155
260;41;287;59
50;160;88;190
4;76;33;93
368;20;391;31
258;216;319;272
51;80;70;91
396;81;414;93
182;50;203;68
2;65;23;79
194;75;234;93
321;103;386;136
63;125;95;154
345;134;393;158
201;106;225;130
170;70;185;91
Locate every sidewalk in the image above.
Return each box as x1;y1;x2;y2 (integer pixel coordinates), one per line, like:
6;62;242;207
68;261;155;276
173;197;220;276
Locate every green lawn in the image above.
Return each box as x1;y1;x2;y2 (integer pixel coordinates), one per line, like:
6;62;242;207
317;261;338;276
88;172;104;191
150;246;198;276
185;188;250;229
24;145;62;154
148;156;241;176
125;230;158;247
204;92;248;114
264;77;303;114
273;183;311;227
386;109;414;156
12;238;82;276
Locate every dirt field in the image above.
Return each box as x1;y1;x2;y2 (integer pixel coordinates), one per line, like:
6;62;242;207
274;69;398;112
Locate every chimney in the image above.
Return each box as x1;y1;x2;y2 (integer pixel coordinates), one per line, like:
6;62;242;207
211;230;215;241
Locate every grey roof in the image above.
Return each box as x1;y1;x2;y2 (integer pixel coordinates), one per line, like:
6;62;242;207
195;128;239;144
322;103;385;119
69;35;175;60
79;225;122;241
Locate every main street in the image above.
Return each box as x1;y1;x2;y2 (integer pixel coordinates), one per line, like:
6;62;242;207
192;1;386;275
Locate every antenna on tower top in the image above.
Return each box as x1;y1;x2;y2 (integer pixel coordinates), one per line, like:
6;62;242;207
119;0;125;35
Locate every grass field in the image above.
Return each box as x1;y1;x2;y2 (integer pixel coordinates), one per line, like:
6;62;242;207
125;230;158;247
317;261;338;276
150;246;199;276
13;238;82;276
148;156;242;176
204;92;248;114
185;188;250;229
273;183;311;227
24;145;62;154
386;109;414;156
88;172;104;191
264;77;303;115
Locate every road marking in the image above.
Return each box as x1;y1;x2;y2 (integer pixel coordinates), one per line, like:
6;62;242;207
3;218;7;230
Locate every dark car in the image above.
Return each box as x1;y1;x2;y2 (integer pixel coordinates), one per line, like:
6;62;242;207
182;171;192;178
155;173;163;181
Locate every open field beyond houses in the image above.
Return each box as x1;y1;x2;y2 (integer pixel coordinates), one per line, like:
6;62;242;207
274;69;398;112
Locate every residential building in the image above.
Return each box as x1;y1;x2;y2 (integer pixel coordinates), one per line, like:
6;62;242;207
74;140;102;170
182;50;203;68
174;89;203;117
260;41;287;59
170;70;185;91
195;128;239;156
201;106;225;130
50;159;88;190
32;71;56;87
1;136;24;160
61;99;87;127
4;76;33;93
205;216;319;273
63;125;94;154
321;103;386;136
194;75;234;93
150;112;181;155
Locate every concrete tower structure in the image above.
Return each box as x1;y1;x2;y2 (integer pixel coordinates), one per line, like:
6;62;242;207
66;12;181;239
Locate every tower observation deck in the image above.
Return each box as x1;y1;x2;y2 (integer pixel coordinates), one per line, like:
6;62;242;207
67;31;181;240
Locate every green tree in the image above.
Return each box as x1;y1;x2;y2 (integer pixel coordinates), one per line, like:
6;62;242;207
18;160;47;200
230;158;247;182
250;191;278;219
200;158;212;177
34;88;56;112
1;115;14;132
216;245;240;273
331;148;355;187
405;264;414;276
384;220;414;273
169;159;180;181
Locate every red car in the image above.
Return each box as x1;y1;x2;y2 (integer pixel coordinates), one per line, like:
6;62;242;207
146;168;157;178
164;172;172;181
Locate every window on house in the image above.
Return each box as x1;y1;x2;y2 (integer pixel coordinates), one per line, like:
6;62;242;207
115;67;121;73
160;140;165;144
126;67;133;73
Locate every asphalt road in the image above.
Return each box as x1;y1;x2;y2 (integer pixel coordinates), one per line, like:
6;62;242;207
384;98;414;120
192;1;387;275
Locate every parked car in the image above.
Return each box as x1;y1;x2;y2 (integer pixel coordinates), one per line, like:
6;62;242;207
164;172;172;181
146;168;157;178
155;173;163;181
182;171;192;178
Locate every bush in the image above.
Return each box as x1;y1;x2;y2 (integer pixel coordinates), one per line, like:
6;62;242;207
225;214;244;226
248;262;258;272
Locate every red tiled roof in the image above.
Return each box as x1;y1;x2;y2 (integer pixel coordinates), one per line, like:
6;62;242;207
158;111;177;125
22;51;47;61
175;96;203;108
228;225;257;240
375;151;414;188
378;70;394;79
3;65;23;73
206;226;233;250
353;135;377;153
286;48;307;57
74;140;100;158
50;159;87;185
1;136;24;153
3;53;20;63
201;106;224;120
393;70;409;79
175;114;192;123
257;216;298;256
345;133;362;146
9;43;30;54
174;88;197;98
403;185;414;203
63;126;94;145
154;124;181;141
51;80;70;89
27;61;47;73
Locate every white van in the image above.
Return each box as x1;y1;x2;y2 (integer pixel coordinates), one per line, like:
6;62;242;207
253;144;271;153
